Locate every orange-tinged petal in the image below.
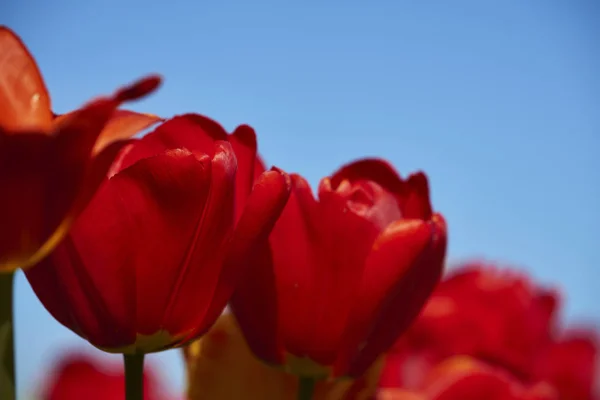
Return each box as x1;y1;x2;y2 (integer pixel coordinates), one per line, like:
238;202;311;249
0;26;52;131
0;75;161;271
53;109;162;154
93;110;161;152
377;389;426;400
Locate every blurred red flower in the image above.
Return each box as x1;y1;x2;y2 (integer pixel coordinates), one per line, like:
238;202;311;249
378;263;599;400
0;26;162;271
231;159;447;378
534;330;599;400
40;353;173;400
379;356;558;400
25;114;290;354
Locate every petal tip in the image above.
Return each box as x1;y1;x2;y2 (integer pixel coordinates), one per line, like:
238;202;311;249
115;75;162;103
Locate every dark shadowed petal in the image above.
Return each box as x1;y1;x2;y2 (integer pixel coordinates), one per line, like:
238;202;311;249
230;244;281;365
0;26;52;132
0;133;57;269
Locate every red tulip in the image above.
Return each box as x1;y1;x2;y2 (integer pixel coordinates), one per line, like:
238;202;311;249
0;26;162;271
231;159;447;378
379;264;559;389
378;264;599;400
40;353;172;400
419;357;558;400
25;114;291;353
534;330;599;400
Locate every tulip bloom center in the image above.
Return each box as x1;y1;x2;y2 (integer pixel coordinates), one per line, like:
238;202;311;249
335;179;401;229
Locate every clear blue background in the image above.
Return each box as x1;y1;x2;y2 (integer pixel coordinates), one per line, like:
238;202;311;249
3;0;599;398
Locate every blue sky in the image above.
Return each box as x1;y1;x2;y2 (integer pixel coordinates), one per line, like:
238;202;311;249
4;0;599;397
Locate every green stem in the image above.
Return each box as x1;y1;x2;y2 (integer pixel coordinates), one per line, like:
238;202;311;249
124;354;145;400
297;376;317;400
0;272;15;400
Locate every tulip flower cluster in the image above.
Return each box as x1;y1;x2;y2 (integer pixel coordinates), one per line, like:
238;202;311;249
0;26;596;400
377;264;599;400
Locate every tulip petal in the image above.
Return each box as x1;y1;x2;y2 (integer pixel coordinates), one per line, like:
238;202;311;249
0;77;162;270
26;149;217;350
401;173;433;220
226;168;291;364
330;159;404;196
117;114;227;174
535;331;599;400
54;109;162;153
229;243;282;365
423;357;559;400
0;26;52;131
228;124;260;221
377;389;426;400
426;369;515;400
115;113;262;221
300;178;380;365
53;75;161;160
255;155;267;180
269;174;322;359
340;214;447;376
0;133;59;269
330;159;433;220
158;141;238;340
